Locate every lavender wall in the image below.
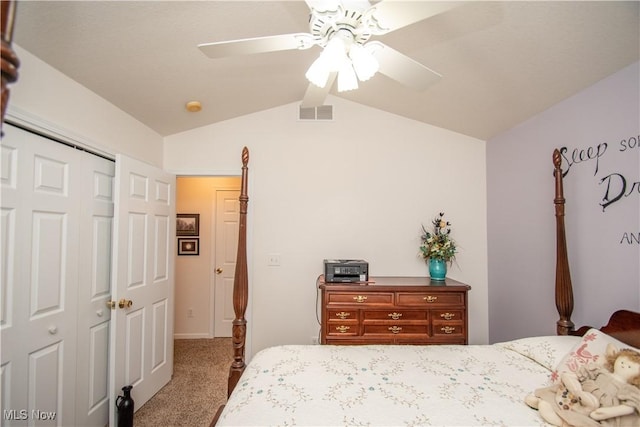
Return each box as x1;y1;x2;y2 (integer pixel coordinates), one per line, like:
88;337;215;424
487;61;639;343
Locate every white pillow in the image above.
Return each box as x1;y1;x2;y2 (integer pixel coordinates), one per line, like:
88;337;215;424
497;335;582;371
551;328;639;383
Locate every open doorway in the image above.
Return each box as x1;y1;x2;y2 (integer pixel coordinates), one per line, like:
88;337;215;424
174;176;241;338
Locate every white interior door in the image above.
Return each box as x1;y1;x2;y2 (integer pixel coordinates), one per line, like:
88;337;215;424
109;154;175;424
213;189;240;337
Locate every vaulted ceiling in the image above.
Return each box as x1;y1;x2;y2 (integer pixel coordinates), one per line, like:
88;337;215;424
13;1;640;140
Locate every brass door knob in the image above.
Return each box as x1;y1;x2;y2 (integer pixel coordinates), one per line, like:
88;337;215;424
118;299;133;309
216;267;223;274
106;300;116;310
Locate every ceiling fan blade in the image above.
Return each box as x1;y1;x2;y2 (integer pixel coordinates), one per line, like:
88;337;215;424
198;33;314;58
370;0;458;34
305;0;370;12
301;73;337;108
304;0;337;11
369;41;441;91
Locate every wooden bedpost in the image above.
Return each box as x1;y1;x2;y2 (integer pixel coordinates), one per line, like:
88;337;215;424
228;146;249;397
553;149;575;335
1;0;20;134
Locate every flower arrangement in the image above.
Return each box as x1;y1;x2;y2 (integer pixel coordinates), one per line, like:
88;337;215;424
419;212;457;264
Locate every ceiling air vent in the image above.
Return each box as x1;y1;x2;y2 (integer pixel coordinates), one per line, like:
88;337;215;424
299;105;333;121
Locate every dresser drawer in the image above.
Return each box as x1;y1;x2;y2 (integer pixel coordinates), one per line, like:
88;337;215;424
326;324;359;336
327;309;358;321
363;310;427;321
364;324;428;336
432;324;465;337
431;309;464;321
327;292;394;305
397;292;464;306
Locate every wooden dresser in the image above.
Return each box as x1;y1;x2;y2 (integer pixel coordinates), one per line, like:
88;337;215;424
318;276;471;345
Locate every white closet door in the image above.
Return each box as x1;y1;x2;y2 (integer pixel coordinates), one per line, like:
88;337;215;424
1;124;81;426
109;154;175;423
75;154;115;426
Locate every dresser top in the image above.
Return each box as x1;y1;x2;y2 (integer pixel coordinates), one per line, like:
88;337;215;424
317;275;471;291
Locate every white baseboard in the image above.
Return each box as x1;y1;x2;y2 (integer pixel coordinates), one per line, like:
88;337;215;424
173;333;212;339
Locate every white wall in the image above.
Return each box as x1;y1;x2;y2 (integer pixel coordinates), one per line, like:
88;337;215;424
487;62;640;343
7;45;163;166
165;96;488;354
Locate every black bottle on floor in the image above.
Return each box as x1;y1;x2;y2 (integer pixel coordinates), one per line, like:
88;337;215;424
116;385;134;427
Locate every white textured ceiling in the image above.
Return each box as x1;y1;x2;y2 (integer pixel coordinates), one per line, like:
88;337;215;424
13;1;640;140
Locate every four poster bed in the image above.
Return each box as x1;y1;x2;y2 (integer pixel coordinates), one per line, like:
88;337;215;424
211;147;639;426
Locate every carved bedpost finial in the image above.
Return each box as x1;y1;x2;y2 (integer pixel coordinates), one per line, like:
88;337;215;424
553;148;574;335
242;146;249;166
553;148;562;170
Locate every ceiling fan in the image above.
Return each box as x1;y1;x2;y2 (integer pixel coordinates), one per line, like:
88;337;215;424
198;0;456;107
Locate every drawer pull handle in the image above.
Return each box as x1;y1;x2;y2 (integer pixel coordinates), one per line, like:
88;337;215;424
424;296;438;303
441;326;456;334
336;326;350;333
440;312;455;320
353;295;368;303
388;326;402;334
336;311;351;319
388;312;403;320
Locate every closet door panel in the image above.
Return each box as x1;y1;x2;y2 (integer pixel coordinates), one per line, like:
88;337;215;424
75;152;114;426
0;124;80;426
1;143;17;335
30;211;66;316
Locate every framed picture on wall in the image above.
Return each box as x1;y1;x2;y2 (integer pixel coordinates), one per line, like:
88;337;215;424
177;238;199;256
176;213;199;236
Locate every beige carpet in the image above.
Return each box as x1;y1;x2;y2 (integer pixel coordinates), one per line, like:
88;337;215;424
133;338;233;427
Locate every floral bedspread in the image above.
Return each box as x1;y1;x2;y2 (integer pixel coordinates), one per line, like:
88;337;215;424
217;343;558;426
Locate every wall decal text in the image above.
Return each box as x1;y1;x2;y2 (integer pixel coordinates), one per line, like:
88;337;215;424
560;134;638;246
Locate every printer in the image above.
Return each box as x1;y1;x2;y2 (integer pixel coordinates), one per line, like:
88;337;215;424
323;259;369;283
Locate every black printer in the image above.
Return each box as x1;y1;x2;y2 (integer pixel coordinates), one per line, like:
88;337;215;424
323;259;368;283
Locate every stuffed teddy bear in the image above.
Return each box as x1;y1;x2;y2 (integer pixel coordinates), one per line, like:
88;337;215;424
525;343;640;427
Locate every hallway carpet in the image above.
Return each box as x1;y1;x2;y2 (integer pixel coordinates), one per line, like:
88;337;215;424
134;338;233;427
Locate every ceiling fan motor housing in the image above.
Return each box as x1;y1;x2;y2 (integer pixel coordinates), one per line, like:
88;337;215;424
308;4;386;48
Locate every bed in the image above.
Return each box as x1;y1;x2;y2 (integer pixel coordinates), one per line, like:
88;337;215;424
211;148;640;426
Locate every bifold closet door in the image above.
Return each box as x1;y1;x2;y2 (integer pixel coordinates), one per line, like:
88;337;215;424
75;150;115;426
109;154;175;422
1;123;113;427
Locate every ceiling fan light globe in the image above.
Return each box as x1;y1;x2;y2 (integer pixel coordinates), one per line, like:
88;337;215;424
323;36;350;72
337;63;358;92
306;57;330;88
349;44;379;81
